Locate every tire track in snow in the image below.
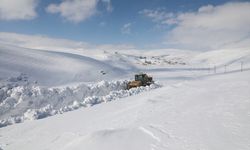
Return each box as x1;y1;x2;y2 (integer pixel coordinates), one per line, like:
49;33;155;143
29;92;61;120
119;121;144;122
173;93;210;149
139;126;161;142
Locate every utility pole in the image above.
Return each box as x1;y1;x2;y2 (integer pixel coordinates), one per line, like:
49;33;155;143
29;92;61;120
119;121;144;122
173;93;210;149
208;64;211;74
241;62;243;72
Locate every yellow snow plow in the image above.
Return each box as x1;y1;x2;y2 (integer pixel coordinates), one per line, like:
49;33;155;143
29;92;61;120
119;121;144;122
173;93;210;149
127;73;154;89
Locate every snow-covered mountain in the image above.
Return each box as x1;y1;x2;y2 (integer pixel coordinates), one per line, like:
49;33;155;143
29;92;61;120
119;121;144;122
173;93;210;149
0;43;250;150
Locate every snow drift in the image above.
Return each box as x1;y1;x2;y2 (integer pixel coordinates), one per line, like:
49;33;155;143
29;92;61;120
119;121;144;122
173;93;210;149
0;78;161;127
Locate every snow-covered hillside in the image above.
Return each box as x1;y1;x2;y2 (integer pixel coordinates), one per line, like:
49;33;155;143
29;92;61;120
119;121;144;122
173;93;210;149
0;43;250;150
0;44;129;86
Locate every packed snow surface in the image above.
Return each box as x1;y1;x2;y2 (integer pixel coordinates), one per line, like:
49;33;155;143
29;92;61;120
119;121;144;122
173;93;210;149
0;43;250;150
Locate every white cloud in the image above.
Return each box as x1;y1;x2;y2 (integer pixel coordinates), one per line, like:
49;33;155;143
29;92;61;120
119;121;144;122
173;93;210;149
46;0;98;23
121;23;132;34
95;44;134;50
141;2;250;50
46;0;113;23
0;32;89;51
139;9;177;25
0;0;38;20
0;32;134;52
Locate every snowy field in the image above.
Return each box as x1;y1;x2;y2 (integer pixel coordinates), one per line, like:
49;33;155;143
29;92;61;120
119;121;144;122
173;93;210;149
0;43;250;150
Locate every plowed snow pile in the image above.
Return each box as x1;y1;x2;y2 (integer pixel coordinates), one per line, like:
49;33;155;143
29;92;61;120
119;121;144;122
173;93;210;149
0;77;160;127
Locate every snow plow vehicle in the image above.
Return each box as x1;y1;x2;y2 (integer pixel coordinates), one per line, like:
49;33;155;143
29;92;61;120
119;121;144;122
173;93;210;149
127;73;154;89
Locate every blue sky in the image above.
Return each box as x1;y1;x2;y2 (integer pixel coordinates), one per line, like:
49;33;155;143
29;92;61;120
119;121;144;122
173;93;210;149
0;0;250;50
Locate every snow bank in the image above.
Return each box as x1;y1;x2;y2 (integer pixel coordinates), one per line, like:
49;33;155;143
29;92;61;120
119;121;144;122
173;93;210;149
0;79;161;127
